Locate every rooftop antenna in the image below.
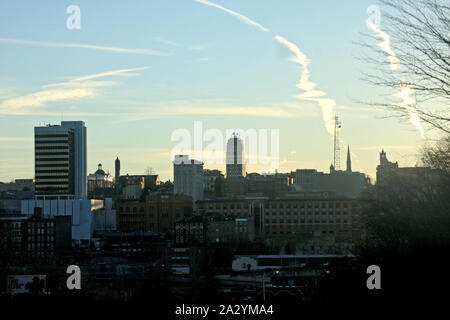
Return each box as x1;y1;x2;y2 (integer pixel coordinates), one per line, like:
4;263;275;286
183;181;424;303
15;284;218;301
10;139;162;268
333;115;342;170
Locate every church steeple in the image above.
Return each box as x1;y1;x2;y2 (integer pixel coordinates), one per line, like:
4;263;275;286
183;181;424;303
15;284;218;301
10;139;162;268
346;145;352;172
115;156;120;179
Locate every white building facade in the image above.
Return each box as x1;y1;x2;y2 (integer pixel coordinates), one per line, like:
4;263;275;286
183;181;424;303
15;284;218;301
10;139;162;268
226;134;246;178
21;198;114;244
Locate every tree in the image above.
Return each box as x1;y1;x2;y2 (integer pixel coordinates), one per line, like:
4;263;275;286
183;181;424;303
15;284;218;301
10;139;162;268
362;0;450;133
420;134;450;172
356;139;450;303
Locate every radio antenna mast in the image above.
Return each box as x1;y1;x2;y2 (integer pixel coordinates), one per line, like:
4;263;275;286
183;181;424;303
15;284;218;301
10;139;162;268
333;115;342;170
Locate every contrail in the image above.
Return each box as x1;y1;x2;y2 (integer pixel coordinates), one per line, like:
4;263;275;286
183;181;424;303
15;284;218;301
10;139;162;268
366;21;424;139
194;0;269;32
274;35;336;135
366;22;399;70
394;85;425;139
0;38;173;56
195;0;337;136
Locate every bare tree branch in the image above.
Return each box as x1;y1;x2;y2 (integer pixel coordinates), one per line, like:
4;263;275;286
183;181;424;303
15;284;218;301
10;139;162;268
361;0;450;134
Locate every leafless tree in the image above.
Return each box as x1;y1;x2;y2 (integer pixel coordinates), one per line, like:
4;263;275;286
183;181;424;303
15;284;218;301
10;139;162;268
362;0;450;134
420;133;450;172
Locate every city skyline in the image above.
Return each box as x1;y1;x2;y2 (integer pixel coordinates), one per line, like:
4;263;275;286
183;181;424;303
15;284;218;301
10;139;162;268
0;0;437;182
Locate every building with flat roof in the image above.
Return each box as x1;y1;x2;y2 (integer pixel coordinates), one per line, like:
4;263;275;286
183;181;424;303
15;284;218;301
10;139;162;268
21;197;112;245
196;192;364;251
203;169;224;194
376;150;439;185
116;193;193;233
173;155;204;207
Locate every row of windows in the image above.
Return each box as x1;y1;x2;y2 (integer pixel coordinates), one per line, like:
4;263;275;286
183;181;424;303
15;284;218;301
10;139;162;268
118;207;145;213
265;220;349;224
267;212;349;218
35;185;70;189
36;175;69;180
28;222;54;227
35;180;69;184
204;202;350;208
28;243;54;249
28;237;55;242
35;134;70;138
36;170;70;174
35;146;69;150
35;175;69;179
36;161;69;165
35;152;69;157
118;215;145;219
176;224;203;228
35;139;69;144
35;164;69;168
35;156;70;160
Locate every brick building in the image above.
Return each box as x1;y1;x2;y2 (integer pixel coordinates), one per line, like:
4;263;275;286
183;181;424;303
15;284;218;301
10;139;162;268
116;193;193;233
197;192;364;248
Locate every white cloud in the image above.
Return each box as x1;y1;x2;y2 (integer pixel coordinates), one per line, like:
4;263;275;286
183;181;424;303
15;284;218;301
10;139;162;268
0;67;147;115
0;38;173;56
1;88;97;110
353;145;417;151
0;137;32;142
70;67;149;82
195;0;269;32
118;99;318;122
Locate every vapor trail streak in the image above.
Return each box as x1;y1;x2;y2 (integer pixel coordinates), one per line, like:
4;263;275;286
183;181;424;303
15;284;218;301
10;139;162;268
366;21;424;138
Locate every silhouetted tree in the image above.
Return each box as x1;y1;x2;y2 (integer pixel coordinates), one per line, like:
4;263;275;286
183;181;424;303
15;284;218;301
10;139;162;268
362;0;450;133
355;138;450;303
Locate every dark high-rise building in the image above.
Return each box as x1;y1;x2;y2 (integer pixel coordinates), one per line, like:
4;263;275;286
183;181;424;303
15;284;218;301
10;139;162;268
34;125;75;197
34;121;87;199
115;156;120;181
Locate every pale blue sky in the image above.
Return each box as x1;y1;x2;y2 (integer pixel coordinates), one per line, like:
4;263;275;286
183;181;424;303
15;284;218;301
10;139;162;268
0;0;430;182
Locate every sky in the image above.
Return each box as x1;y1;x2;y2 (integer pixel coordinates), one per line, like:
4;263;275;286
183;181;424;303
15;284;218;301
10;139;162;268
0;0;434;182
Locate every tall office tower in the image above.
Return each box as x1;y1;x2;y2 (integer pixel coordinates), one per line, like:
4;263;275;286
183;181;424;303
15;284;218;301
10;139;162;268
115;157;121;180
346;145;352;172
226;133;246;178
34;121;87;199
173;155;204;207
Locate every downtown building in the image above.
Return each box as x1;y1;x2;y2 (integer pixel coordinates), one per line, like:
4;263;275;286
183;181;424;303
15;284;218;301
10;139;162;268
376;149;439;185
291;146;367;198
34;121;87;199
173;155;204;208
226;134;246;178
22;121;115;246
196;192;364;253
0;207;72;262
116;193;192;233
